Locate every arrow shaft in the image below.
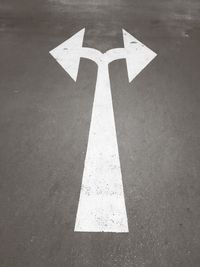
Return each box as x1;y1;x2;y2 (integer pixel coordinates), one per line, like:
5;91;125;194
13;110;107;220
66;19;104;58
105;48;128;63
74;62;128;232
74;47;127;65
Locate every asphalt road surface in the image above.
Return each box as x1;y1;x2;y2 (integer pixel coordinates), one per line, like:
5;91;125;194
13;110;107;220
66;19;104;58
0;0;200;266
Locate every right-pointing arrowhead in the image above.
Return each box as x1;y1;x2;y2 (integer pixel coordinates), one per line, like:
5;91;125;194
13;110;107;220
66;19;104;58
49;28;85;81
122;29;157;83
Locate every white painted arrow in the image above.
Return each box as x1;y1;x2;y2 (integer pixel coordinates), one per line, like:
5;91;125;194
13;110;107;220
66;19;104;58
49;29;157;232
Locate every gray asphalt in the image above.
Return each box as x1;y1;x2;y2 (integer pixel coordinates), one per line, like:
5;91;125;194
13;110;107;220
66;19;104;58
0;0;200;266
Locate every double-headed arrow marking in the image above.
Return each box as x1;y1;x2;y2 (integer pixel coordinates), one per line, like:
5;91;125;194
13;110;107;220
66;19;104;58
49;28;157;232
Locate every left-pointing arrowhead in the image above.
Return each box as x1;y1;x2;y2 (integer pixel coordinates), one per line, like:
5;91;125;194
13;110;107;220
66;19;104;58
123;29;157;83
49;28;85;81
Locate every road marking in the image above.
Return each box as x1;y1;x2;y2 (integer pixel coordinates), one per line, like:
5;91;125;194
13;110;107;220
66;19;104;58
49;29;157;232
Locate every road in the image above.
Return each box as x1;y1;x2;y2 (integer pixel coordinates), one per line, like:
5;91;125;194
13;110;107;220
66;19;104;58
0;0;200;266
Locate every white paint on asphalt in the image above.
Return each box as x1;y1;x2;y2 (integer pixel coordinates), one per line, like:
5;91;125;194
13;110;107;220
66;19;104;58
49;29;157;232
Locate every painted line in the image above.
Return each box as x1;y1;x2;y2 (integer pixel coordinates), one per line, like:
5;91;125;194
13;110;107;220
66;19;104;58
74;62;128;232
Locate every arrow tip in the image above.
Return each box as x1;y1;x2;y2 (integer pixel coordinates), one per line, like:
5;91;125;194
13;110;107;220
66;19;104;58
49;28;85;81
122;29;157;83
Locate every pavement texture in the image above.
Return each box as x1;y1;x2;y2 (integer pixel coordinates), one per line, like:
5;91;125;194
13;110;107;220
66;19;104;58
0;0;200;266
